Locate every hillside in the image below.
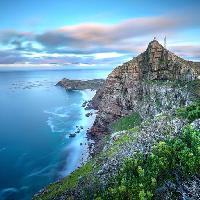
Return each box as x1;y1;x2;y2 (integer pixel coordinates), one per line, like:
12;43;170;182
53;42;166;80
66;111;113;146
34;40;200;200
90;40;200;136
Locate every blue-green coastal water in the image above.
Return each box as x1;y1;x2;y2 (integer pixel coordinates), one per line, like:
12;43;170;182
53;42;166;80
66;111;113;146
0;68;111;200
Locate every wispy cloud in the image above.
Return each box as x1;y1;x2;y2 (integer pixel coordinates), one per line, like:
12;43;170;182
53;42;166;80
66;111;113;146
170;45;200;60
0;9;200;66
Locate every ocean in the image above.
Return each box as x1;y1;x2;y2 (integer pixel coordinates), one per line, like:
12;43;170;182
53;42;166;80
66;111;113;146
0;68;111;200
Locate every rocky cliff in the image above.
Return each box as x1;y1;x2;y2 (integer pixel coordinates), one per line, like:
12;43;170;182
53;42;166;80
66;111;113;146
90;40;200;136
34;40;200;200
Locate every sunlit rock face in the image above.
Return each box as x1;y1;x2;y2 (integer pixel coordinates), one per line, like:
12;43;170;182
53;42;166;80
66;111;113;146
90;40;200;135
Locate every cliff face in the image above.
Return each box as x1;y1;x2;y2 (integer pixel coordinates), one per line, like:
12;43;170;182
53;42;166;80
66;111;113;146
91;40;200;135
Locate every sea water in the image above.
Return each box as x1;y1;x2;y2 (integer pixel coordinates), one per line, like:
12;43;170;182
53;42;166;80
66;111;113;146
0;68;111;200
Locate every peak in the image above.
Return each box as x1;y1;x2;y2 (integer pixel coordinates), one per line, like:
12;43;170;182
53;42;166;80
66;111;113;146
147;39;164;49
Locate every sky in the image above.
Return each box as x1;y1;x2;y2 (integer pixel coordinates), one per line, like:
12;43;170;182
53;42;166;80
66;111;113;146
0;0;200;68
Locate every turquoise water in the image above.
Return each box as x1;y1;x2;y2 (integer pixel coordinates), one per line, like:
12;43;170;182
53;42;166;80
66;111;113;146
0;68;111;200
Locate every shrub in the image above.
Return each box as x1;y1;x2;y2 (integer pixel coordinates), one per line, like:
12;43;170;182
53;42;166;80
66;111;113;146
97;126;200;200
176;100;200;122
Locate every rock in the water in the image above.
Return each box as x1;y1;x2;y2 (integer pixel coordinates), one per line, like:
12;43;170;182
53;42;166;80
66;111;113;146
82;100;88;107
69;133;76;137
85;112;93;117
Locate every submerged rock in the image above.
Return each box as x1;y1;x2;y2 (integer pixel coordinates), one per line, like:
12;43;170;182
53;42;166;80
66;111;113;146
85;112;93;117
69;133;76;137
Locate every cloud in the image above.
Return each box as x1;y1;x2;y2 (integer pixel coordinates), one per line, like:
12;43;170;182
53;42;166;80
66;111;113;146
0;51;27;64
170;45;200;60
0;30;33;44
0;9;200;66
0;48;129;66
35;10;200;50
36;17;175;48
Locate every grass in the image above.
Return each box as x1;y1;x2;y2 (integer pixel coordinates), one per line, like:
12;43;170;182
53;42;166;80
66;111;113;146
105;129;138;158
112;112;142;132
34;161;93;200
176;100;200;122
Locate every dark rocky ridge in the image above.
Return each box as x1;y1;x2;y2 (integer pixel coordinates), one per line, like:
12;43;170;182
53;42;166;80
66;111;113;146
90;40;200;136
56;78;105;90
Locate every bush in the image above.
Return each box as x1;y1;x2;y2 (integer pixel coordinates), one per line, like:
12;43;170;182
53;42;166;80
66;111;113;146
176;101;200;122
97;126;200;200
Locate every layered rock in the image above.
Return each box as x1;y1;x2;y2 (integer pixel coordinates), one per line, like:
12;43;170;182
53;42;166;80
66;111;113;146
90;40;200;135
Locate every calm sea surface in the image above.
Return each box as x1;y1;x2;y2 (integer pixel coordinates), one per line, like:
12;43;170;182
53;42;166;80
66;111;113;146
0;68;111;200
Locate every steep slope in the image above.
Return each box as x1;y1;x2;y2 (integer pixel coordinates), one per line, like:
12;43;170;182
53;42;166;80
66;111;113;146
34;40;200;200
90;40;200;135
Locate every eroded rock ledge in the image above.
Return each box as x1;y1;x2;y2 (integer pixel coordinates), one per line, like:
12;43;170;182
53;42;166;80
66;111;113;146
56;78;105;90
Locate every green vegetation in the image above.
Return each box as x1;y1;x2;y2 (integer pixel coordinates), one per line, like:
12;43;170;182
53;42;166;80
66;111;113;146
36;101;200;200
97;126;200;200
105;128;139;158
112;112;142;132
187;79;200;97
35;161;93;200
176;100;200;122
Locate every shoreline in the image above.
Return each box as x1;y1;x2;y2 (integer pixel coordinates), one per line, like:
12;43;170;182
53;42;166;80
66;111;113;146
58;89;96;177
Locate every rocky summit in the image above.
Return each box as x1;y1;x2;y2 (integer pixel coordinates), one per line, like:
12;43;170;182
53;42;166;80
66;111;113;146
34;40;200;200
90;40;200;136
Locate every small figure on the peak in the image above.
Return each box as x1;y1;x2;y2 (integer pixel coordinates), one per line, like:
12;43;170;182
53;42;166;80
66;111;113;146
153;37;157;40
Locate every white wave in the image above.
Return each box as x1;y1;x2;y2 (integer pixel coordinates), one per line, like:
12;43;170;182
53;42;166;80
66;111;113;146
46;117;65;133
0;187;19;199
61;90;96;176
44;110;69;118
44;106;69;118
44;106;71;133
80;89;96;101
26;164;56;178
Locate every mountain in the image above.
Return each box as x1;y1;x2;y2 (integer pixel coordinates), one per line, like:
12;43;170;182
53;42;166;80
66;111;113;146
90;40;200;136
34;40;200;200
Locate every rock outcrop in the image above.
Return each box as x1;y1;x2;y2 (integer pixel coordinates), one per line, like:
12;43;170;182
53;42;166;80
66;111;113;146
56;78;105;90
90;40;200;136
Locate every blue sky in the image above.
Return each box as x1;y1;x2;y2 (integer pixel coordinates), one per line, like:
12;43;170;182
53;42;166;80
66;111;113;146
0;0;200;67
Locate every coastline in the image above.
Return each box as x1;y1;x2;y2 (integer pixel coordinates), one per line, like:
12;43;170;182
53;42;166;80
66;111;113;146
34;89;98;198
58;89;96;177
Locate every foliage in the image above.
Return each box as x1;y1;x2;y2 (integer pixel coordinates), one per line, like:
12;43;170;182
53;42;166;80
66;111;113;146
34;161;93;200
112;112;142;132
97;126;200;200
187;79;200;97
176;100;200;122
